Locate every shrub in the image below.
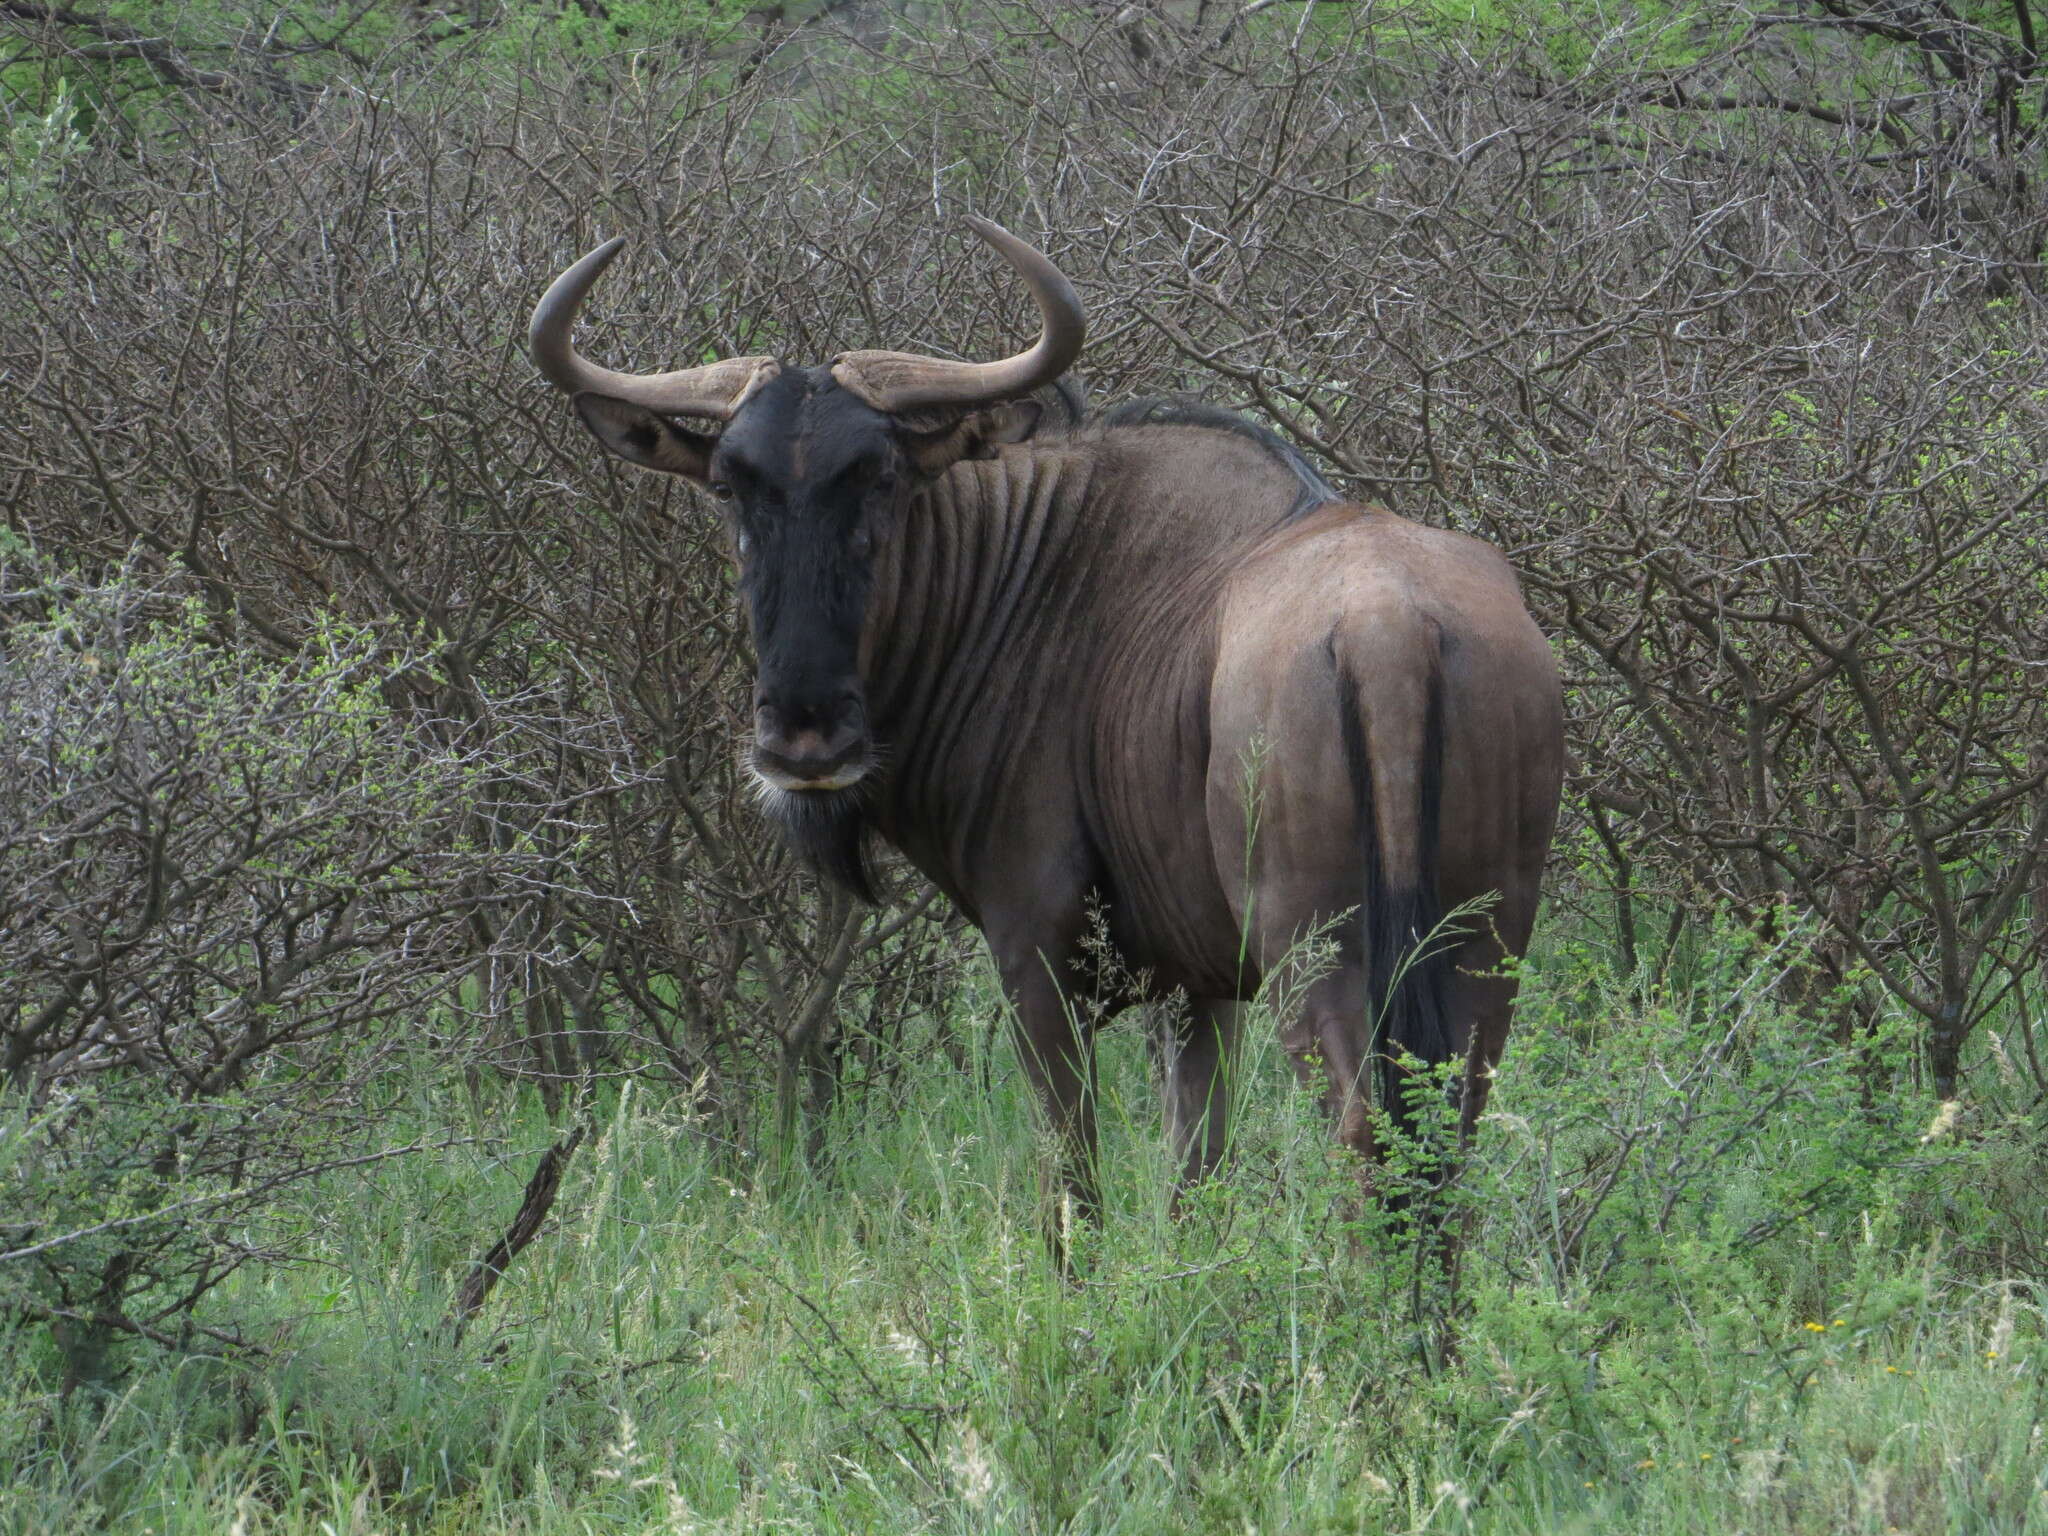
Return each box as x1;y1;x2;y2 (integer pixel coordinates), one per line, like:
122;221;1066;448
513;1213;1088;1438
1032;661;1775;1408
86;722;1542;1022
0;547;518;1381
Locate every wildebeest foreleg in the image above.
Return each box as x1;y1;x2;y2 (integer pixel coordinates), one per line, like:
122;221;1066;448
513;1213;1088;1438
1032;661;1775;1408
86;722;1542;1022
997;951;1102;1248
1160;998;1240;1196
1278;960;1385;1186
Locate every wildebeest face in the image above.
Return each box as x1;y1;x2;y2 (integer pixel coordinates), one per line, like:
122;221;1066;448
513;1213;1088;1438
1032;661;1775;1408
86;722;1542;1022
532;219;1083;888
576;372;1046;798
710;370;893;794
574;372;890;794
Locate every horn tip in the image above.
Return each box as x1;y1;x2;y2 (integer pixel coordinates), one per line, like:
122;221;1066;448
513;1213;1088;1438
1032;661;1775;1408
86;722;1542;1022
531;237;630;368
581;235;627;273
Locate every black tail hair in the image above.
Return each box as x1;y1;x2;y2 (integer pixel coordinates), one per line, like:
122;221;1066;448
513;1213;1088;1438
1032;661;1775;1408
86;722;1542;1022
1336;656;1451;1125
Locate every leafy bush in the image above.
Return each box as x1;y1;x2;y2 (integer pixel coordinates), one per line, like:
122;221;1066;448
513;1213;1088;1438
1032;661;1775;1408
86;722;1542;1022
0;547;520;1381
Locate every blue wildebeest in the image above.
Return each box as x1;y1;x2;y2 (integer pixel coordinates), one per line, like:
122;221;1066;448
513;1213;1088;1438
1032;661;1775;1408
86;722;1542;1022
530;220;1563;1221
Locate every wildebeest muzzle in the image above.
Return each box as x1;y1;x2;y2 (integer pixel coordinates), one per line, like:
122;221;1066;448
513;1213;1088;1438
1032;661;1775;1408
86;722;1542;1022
753;685;870;791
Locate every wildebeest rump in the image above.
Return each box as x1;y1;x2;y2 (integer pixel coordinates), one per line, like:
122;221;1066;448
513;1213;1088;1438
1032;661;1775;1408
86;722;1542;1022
529;221;1564;1216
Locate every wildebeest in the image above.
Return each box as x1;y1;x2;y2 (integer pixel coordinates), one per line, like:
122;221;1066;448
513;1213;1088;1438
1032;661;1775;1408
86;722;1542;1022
530;220;1563;1218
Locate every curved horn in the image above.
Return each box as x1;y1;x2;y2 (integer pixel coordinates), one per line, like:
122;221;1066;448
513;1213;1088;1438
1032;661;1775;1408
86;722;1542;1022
830;217;1086;413
528;237;777;419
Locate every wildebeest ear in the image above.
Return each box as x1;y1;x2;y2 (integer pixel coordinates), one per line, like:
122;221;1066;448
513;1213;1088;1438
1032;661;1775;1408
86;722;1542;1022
901;400;1046;475
972;400;1047;446
573;393;717;483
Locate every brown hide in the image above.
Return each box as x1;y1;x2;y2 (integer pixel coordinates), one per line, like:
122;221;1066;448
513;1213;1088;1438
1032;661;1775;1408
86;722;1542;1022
858;421;1563;1204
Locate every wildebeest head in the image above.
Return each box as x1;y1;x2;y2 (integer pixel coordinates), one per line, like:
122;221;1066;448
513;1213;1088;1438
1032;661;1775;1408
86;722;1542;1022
529;222;1085;840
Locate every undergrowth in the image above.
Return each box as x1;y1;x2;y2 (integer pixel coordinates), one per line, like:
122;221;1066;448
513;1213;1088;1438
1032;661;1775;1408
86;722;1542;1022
5;922;2044;1534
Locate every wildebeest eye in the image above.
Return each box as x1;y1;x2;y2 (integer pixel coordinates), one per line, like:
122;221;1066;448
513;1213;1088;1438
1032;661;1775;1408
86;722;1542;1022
832;456;893;498
709;482;735;502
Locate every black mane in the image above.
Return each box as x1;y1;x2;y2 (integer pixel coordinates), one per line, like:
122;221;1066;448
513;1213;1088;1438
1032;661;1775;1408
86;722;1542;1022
765;786;880;904
1088;396;1341;521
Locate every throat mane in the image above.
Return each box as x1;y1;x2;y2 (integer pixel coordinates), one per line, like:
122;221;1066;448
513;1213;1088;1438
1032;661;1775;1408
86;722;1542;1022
760;782;879;903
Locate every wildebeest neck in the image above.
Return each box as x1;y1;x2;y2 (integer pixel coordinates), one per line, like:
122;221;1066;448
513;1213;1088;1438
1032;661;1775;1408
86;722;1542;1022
854;425;1316;915
859;446;1103;877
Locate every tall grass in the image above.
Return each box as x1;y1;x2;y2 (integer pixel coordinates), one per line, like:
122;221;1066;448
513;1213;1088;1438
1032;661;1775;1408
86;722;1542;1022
4;923;2045;1534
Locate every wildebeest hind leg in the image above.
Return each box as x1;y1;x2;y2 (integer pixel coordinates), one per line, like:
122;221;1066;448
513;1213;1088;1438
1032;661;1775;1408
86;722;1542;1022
1443;924;1526;1148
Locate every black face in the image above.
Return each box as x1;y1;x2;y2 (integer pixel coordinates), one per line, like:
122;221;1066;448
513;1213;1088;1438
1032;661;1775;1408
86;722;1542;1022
710;368;902;798
573;367;1049;898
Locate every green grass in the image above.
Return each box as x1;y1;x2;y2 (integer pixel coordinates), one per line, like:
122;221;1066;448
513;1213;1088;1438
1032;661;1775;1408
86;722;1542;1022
5;929;2047;1534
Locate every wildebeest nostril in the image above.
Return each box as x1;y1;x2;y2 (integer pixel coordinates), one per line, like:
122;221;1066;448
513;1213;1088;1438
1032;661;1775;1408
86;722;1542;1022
755;688;865;765
757;689;862;733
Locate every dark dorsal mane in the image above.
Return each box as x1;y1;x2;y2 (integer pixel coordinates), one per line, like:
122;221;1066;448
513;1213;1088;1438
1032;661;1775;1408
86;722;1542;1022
1084;396;1341;522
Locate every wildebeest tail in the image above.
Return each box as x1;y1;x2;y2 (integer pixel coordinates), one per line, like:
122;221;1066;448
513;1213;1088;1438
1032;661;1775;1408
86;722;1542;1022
1335;656;1451;1125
